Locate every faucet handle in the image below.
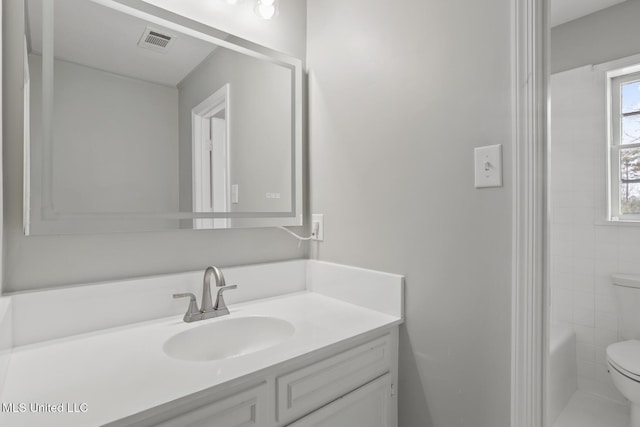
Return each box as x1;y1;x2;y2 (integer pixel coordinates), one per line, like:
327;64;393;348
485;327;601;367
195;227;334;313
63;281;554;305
173;293;201;322
213;285;238;315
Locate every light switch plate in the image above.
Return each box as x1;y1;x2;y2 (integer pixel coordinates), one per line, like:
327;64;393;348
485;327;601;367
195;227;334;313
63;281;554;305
474;144;503;188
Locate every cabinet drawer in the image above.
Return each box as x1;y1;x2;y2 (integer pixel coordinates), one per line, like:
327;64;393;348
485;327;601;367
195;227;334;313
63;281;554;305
276;334;391;423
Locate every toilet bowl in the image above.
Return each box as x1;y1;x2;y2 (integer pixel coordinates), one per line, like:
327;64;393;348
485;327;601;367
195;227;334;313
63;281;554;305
608;274;640;427
608;340;640;427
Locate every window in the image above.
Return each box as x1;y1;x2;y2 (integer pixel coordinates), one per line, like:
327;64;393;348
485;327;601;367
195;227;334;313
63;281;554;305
609;70;640;221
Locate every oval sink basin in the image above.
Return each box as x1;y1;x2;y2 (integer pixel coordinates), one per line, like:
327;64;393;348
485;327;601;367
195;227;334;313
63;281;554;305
163;316;295;362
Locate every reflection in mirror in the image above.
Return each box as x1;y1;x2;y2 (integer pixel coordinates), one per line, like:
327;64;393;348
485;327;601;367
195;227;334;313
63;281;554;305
24;0;302;234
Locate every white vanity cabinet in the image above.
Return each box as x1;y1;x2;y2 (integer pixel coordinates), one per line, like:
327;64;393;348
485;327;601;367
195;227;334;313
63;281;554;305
0;262;404;427
112;330;398;427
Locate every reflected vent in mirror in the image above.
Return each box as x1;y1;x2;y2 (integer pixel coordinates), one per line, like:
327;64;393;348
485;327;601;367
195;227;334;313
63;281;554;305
138;27;175;53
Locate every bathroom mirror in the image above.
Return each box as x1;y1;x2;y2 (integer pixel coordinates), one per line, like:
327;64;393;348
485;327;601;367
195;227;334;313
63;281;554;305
23;0;303;234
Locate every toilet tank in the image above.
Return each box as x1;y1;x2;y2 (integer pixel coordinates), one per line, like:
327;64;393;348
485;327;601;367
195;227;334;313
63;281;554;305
612;274;640;340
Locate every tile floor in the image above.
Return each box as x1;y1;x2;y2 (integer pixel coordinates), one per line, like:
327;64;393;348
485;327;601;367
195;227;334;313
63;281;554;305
553;390;629;427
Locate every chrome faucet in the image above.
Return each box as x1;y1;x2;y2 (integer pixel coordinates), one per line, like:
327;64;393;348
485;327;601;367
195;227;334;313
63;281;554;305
173;266;237;323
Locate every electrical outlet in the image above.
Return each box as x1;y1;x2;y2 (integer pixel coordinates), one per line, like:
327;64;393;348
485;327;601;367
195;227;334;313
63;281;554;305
312;214;324;241
231;184;239;203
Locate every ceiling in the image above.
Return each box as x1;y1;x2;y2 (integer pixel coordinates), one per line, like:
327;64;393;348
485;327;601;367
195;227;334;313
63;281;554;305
551;0;630;27
26;0;218;87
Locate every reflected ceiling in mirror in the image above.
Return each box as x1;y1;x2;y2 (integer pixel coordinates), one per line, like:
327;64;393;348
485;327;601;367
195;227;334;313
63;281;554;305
24;0;303;234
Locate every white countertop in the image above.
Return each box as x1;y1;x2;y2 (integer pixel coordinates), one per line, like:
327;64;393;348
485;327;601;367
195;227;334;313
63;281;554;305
0;292;401;427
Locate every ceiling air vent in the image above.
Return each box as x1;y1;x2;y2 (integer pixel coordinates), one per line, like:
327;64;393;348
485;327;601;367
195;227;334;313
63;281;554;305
137;27;175;53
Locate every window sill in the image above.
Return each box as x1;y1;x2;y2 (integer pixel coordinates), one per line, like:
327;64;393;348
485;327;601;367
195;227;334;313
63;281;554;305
594;218;640;227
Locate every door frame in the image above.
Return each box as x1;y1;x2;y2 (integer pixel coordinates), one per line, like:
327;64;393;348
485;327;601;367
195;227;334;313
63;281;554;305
191;84;231;229
511;0;548;426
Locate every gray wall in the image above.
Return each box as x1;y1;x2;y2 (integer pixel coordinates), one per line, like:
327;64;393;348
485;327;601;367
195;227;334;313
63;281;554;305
2;0;307;292
307;0;512;426
29;55;180;215
551;0;640;73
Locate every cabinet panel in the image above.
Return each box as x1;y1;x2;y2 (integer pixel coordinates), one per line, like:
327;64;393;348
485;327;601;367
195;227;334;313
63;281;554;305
276;334;391;423
286;373;391;427
153;383;267;427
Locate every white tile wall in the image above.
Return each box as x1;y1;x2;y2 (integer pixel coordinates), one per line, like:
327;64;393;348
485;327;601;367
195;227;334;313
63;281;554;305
550;65;630;403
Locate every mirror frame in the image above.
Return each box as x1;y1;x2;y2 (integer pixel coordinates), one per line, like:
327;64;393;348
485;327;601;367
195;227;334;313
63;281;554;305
24;0;304;235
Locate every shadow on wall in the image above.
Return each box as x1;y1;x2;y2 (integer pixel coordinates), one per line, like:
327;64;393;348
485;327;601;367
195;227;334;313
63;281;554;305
398;326;434;427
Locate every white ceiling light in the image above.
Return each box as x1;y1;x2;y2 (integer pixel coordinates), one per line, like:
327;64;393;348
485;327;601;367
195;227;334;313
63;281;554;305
255;0;279;20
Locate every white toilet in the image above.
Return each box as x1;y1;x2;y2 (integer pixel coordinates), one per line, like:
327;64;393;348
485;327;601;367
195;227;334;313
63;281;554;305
607;274;640;427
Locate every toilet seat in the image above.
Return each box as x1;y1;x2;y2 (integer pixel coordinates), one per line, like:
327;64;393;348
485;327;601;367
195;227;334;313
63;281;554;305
607;340;640;382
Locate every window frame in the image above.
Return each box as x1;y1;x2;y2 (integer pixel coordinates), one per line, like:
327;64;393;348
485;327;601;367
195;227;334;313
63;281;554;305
608;68;640;221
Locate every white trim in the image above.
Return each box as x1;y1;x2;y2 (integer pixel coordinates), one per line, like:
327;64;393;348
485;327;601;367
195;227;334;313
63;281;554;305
192;84;231;229
0;0;3;292
41;0;54;218
605;60;640;79
511;0;547;426
22;37;29;236
608;70;640;221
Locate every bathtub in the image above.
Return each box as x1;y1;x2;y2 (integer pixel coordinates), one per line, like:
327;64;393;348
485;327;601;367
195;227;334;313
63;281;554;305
547;323;577;425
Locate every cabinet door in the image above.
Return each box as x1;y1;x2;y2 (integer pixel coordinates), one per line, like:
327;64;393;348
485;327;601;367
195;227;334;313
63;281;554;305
277;334;391;424
286;374;392;427
151;383;267;427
